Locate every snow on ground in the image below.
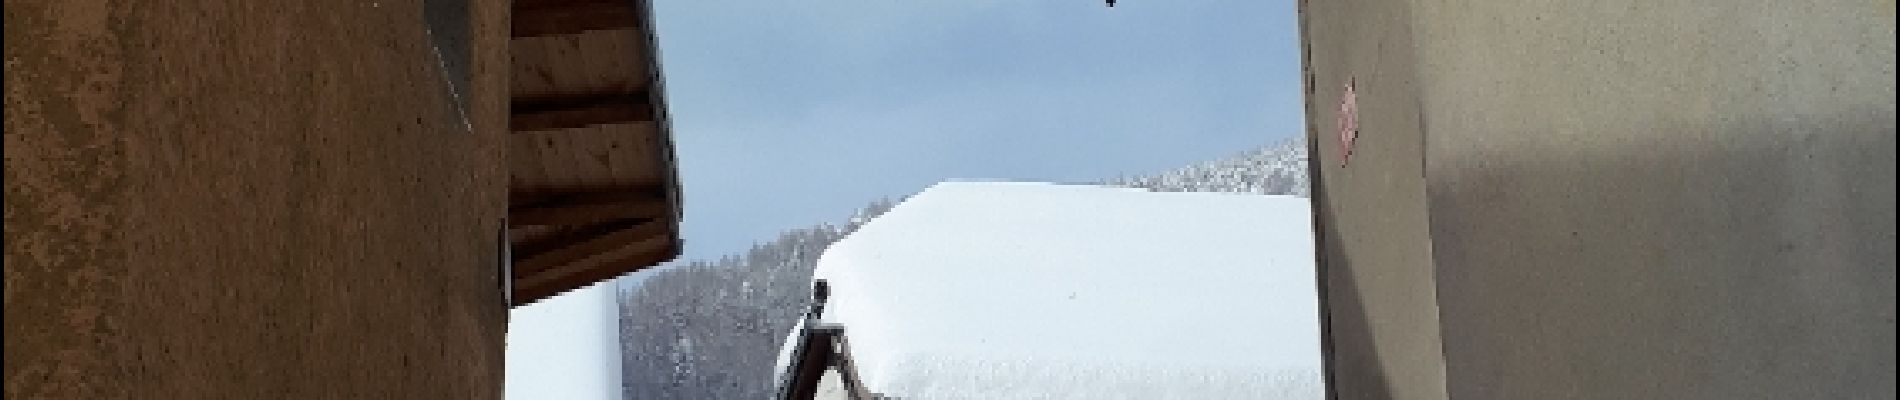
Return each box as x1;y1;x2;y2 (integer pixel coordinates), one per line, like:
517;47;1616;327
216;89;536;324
506;283;624;400
808;181;1323;399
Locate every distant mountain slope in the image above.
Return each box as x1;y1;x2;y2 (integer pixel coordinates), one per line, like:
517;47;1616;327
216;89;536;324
618;139;1310;400
1106;138;1309;196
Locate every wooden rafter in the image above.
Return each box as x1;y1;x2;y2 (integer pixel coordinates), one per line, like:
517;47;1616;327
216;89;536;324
503;0;680;307
513;0;642;38
508;187;670;226
512;235;677;304
512;217;670;279
778;324;841;400
511;91;653;132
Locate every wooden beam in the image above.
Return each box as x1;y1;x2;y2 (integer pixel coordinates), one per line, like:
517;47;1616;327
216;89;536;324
777;324;842;400
509;187;670;226
508;219;619;260
511;217;670;279
831;333;881;400
513;0;641;38
511;91;653;132
512;235;677;305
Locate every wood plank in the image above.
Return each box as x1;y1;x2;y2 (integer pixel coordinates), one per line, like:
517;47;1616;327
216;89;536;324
512;131;594;201
541;129;587;190
509;29;647;101
508;34;558;96
831;332;881;400
511;216;670;279
514;0;632;11
554;123;608;190
517;231;669;288
561;129;626;201
582;29;640;100
509;124;666;193
509;221;601;262
512;233;677;305
583;122;666;188
513;0;639;38
508;132;555;202
511;91;652;132
507;224;563;246
777;324;842;400
508;187;669;226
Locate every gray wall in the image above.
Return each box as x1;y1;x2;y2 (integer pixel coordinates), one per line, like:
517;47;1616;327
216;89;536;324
1303;0;1896;399
1301;0;1449;399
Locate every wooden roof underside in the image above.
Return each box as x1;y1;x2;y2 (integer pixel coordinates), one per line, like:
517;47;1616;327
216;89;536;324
507;0;681;307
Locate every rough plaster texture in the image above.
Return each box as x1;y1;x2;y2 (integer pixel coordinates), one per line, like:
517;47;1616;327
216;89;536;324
1413;1;1896;399
1299;0;1448;399
1303;0;1896;399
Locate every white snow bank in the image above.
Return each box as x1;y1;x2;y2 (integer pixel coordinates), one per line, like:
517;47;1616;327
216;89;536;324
506;283;624;400
810;181;1322;399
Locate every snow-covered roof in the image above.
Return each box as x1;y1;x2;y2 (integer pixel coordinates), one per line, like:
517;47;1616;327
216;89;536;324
771;317;807;386
808;181;1323;399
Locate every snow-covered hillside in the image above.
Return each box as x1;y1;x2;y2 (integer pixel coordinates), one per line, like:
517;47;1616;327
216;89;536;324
807;182;1322;399
1107;138;1309;197
619;139;1311;399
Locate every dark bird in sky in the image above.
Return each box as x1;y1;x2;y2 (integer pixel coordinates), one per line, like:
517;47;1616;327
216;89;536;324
1106;0;1115;6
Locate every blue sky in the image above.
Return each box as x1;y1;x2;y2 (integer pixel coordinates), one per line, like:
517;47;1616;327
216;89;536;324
647;0;1307;265
510;2;1304;398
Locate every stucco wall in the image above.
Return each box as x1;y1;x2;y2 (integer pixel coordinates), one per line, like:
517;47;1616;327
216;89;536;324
1303;0;1896;399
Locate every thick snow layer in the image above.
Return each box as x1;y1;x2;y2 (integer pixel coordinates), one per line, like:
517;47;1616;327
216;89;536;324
771;317;807;385
809;181;1322;399
506;283;624;400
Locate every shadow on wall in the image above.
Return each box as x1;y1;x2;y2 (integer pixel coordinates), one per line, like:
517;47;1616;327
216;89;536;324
422;0;471;115
1312;196;1398;400
1313;104;1897;400
1424;105;1896;400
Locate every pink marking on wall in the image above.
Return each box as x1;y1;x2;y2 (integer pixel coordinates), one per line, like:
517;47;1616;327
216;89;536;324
1337;79;1359;167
